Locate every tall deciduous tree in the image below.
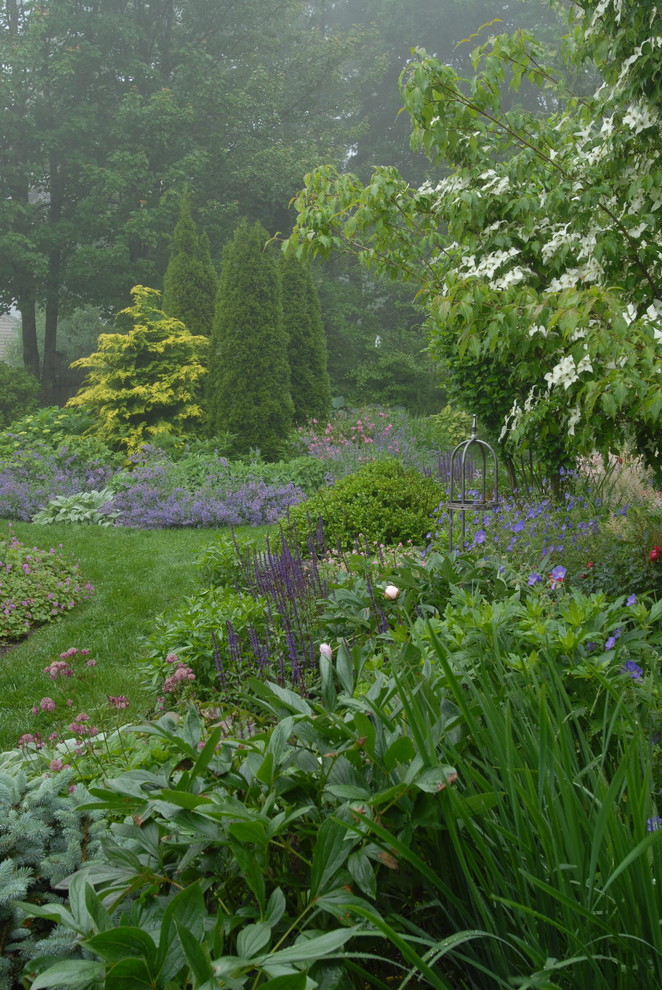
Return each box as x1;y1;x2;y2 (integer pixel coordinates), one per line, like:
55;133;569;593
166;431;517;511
161;189;216;336
208;222;293;460
281;256;330;425
286;0;662;480
0;0;373;390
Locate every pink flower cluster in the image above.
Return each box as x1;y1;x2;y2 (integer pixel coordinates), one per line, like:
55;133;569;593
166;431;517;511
31;697;57;714
163;662;196;693
43;647;96;680
297;413;401;467
43;660;74;679
108;695;130;709
68;712;99;737
17;732;43;749
49;758;70;772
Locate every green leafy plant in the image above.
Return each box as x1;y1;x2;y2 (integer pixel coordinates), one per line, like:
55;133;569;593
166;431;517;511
144;586;276;695
14;674;467;990
409;405;474;453
31;490;118;527
196;532;262;590
284;457;444;552
0;526;94;644
13;560;662;989
0;361;41;430
0;407;98;459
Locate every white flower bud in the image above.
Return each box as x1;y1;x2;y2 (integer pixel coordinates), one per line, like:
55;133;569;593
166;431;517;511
319;643;333;661
384;585;400;600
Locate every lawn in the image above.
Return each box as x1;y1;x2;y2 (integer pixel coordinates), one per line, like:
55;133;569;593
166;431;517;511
0;521;267;751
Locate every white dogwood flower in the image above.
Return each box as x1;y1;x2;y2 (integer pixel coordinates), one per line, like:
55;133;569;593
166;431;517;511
567;405;581;436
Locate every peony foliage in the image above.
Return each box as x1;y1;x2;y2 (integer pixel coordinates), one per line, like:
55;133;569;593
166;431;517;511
285;0;662;479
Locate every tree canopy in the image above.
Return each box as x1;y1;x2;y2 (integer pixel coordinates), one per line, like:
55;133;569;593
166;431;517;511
286;0;662;479
0;0;372;387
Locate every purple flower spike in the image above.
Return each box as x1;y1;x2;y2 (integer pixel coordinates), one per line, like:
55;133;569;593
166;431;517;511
647;816;662;832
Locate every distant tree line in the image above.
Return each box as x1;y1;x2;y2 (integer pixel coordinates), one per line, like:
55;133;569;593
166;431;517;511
0;0;565;406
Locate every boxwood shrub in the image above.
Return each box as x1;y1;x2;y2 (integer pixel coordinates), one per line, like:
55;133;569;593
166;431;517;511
283;457;444;551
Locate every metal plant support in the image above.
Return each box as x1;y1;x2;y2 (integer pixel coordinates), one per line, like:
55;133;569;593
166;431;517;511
448;415;499;552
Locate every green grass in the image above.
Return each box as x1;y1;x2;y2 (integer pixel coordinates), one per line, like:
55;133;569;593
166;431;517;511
0;521;269;752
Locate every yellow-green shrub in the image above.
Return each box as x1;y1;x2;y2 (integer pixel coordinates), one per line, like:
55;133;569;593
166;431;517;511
68;286;208;453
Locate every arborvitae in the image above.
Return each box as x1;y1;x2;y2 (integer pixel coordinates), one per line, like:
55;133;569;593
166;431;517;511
208;221;294;460
161;189;217;336
281;256;331;425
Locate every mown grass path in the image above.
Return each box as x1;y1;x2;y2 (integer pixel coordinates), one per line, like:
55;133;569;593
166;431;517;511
0;521;233;751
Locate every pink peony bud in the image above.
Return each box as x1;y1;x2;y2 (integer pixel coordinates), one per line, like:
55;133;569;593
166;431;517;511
384;585;400;600
319;643;333;661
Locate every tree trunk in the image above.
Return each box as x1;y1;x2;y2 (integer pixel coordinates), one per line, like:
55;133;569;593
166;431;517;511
42;254;60;398
41;152;62;397
19;293;40;380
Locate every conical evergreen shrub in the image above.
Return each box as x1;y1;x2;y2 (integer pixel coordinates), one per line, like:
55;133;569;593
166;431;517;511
208;221;294;460
281;255;331;425
161;188;217;336
69;285;209;452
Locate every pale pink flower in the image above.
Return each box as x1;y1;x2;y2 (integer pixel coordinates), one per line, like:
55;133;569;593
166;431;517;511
108;695;130;709
163;663;196;693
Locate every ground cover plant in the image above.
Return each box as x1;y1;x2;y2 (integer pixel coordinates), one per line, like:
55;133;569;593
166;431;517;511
0;438;319;529
0;524;94;645
427;464;662;599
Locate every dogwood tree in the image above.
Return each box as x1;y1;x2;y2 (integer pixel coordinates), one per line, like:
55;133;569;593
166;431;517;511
285;0;662;480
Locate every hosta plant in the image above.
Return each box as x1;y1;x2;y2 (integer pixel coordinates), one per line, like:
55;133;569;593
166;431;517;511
31;490;118;527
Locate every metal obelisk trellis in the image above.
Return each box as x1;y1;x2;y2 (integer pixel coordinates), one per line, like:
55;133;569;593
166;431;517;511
448;415;499;552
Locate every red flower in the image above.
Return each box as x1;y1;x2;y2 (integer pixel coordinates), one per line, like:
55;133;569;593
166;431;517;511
651;546;662;562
